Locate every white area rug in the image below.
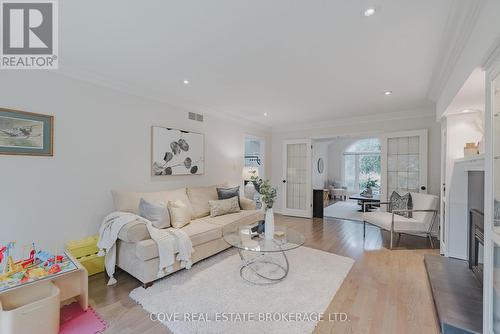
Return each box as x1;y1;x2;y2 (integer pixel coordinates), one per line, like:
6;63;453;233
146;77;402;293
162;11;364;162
130;247;354;334
324;200;363;221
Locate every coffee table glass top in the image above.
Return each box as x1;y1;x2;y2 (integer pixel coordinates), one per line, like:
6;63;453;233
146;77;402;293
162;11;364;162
349;194;380;201
223;227;305;252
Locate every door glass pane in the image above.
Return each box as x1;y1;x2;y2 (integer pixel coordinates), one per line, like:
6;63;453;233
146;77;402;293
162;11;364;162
286;143;307;210
387;135;420;195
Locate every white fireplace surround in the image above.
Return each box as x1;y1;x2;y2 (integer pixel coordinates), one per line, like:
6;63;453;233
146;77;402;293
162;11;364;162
445;155;484;259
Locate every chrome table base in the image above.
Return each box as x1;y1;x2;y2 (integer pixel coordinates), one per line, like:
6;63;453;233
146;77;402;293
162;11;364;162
237;249;290;285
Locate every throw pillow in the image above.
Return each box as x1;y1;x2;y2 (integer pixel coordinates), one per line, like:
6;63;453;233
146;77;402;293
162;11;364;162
167;200;191;228
388;191;413;218
208;196;241;217
216;186;241;208
138;198;170;229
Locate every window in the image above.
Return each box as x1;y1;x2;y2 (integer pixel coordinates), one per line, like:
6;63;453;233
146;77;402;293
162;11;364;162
343;138;381;193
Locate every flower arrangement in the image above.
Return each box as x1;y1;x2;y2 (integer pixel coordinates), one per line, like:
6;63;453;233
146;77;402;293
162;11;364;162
251;176;277;209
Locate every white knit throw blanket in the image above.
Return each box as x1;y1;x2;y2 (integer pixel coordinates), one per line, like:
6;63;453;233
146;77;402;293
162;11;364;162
97;211;194;285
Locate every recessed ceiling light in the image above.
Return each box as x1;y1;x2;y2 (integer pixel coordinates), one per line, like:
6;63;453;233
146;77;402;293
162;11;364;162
384;91;393;96
363;8;376;17
461;109;474;113
183;80;189;85
263;112;268;116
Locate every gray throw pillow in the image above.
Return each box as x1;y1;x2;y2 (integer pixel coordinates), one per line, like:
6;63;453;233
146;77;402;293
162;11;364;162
388;191;413;218
216;186;241;208
139;198;171;228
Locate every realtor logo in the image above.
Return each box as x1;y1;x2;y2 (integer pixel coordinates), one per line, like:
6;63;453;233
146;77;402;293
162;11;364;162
1;0;58;69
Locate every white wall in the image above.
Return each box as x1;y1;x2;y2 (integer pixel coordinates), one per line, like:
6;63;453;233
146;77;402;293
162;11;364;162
436;1;500;119
311;141;328;189
446;112;483;159
326;138;358;184
0;71;271;256
271;111;441;213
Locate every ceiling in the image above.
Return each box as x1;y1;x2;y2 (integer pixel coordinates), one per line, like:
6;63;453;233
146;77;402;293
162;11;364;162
59;0;455;127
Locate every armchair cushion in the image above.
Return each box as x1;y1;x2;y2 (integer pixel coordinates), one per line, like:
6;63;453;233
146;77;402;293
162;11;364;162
409;192;439;230
362;211;425;233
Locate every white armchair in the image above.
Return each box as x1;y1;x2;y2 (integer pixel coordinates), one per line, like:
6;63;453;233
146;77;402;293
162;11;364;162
361;192;439;249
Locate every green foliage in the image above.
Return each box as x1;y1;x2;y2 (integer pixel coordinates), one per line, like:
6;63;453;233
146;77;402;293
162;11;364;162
359;155;381;174
250;176;277;209
359;173;380;189
346;138;381;153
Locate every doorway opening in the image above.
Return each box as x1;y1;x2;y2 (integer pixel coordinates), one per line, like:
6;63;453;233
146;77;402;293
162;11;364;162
244;135;265;178
312;136;381;222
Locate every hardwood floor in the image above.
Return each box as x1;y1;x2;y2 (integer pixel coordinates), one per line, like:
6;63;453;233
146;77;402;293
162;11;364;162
88;215;440;334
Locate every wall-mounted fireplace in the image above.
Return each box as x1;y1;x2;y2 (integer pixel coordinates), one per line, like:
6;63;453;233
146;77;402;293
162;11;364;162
468;171;484;284
469;209;484;283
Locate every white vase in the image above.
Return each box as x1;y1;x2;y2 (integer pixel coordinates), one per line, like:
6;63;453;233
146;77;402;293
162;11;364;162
265;208;274;240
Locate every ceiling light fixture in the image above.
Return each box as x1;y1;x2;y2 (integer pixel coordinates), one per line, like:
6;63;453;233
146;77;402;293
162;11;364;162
363;8;376;17
384;91;393;96
183;80;189;85
263;112;268;117
461;109;475;113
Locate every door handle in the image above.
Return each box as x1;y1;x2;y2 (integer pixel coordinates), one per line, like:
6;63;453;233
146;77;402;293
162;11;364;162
282;180;286;183
421;185;426;191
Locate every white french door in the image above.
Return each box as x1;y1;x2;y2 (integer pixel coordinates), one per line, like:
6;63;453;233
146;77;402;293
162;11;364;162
282;139;312;218
381;129;428;200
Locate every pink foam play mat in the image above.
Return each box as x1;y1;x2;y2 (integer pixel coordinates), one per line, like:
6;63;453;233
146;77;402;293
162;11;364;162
59;302;107;334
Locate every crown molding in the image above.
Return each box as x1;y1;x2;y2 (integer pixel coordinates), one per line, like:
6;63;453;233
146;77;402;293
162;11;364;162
271;108;436;133
54;65;272;133
427;0;485;102
482;35;500;74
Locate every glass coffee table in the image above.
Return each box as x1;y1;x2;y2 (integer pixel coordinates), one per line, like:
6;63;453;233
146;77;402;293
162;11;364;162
223;227;305;285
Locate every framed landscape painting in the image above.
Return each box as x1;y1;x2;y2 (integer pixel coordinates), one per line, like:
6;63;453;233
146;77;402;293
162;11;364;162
0;108;54;156
151;126;204;176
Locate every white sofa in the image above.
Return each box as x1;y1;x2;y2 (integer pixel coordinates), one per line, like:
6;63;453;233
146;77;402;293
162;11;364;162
111;185;264;287
361;192;439;249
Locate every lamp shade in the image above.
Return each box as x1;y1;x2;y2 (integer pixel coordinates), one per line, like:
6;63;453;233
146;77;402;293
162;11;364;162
242;166;259;180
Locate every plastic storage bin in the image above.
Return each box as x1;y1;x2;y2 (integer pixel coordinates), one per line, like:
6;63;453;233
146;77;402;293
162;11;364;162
66;235;104;276
0;281;60;334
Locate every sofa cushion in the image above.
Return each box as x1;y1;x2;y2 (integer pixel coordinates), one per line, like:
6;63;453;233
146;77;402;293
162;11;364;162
118;220;150;243
112;188;194;217
197;209;264;233
182;220;223;246
187;185;219;218
362;211;425;233
134;221;222;261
